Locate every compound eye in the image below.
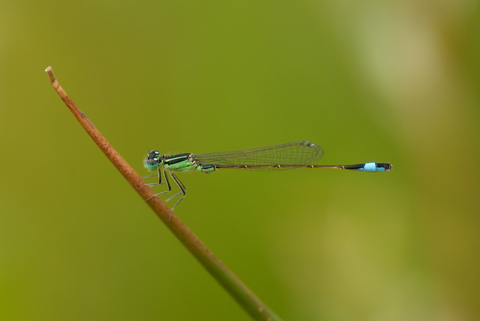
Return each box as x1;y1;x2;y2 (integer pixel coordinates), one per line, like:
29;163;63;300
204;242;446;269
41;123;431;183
146;158;158;165
149;150;160;159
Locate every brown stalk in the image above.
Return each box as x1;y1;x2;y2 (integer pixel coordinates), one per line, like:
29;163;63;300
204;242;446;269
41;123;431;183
45;66;282;321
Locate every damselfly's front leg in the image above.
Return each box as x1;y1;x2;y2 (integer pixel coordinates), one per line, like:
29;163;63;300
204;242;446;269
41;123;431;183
143;170;186;221
139;167;164;192
142;167;165;186
144;170;172;201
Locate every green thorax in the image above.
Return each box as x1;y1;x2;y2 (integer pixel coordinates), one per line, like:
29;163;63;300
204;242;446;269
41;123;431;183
144;151;216;174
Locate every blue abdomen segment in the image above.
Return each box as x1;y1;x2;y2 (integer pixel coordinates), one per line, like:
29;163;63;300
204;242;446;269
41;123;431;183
363;162;392;172
344;162;392;172
364;162;379;172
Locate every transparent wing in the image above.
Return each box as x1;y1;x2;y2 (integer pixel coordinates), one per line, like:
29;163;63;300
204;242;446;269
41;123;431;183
194;141;324;167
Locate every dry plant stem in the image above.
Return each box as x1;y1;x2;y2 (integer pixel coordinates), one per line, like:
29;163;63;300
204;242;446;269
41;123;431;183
45;66;282;321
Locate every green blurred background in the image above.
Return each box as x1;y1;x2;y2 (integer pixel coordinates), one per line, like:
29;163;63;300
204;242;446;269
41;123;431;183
1;1;479;320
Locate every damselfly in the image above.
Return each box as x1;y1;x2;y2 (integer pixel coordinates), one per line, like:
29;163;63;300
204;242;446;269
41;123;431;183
143;141;392;213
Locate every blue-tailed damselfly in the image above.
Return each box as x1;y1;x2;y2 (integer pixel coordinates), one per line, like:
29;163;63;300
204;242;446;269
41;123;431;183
143;141;392;214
